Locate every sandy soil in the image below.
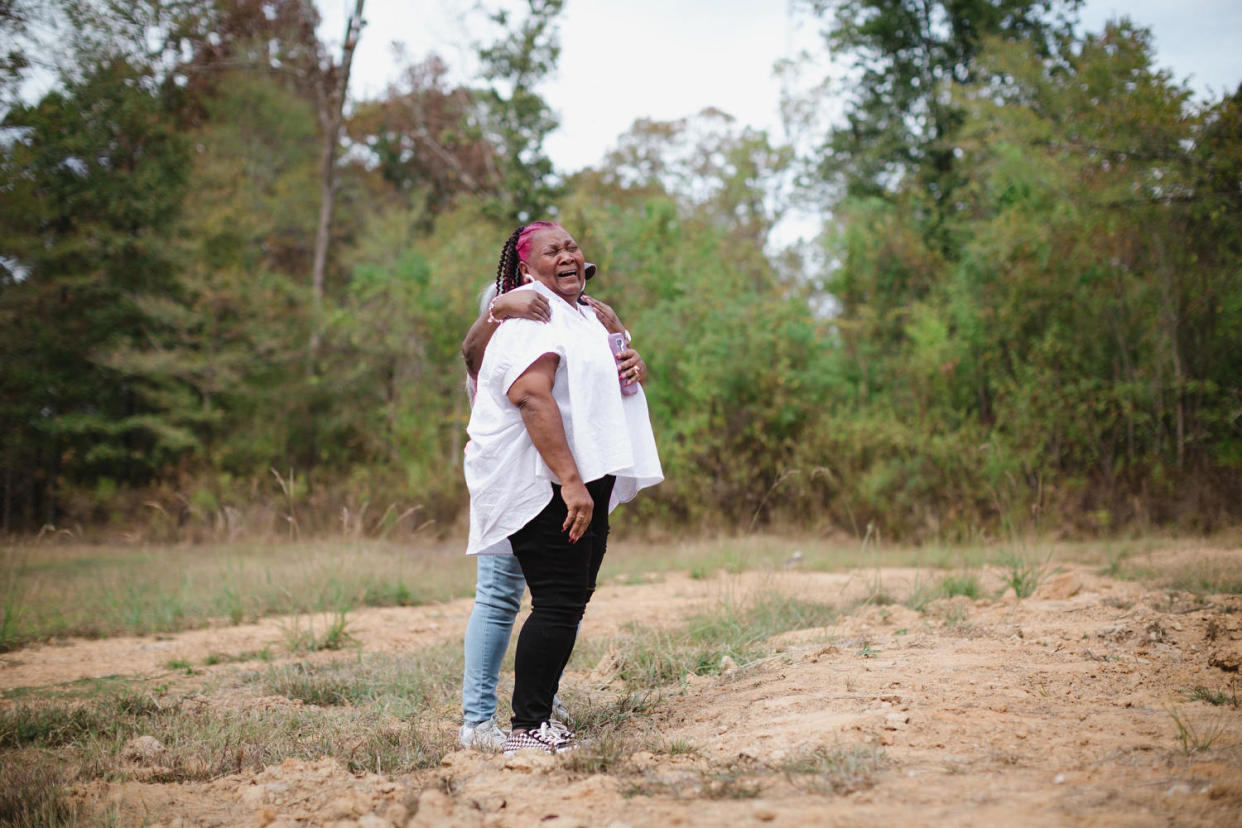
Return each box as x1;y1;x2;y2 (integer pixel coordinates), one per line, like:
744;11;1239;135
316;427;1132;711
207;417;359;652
4;548;1241;826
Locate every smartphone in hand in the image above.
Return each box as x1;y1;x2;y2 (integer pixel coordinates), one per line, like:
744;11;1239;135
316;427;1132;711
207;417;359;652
608;332;639;396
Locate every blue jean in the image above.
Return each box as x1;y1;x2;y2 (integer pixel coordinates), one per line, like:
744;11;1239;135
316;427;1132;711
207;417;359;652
461;552;527;726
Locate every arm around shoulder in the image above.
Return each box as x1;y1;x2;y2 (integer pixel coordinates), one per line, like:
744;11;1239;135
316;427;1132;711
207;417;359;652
462;289;553;379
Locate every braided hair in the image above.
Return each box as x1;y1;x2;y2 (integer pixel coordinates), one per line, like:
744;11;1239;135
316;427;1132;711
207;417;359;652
495;225;526;297
495;221;561;297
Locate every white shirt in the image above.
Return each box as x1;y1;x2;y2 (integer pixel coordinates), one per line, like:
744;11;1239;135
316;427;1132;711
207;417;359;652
464;281;663;556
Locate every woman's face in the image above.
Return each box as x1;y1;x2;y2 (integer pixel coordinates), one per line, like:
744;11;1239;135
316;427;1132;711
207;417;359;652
519;226;587;303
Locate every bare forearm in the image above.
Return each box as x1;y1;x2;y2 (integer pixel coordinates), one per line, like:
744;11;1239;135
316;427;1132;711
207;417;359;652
461;310;499;379
516;393;582;486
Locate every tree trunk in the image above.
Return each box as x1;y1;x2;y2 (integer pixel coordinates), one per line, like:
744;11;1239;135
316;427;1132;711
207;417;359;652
1158;212;1186;471
309;0;366;359
3;461;10;534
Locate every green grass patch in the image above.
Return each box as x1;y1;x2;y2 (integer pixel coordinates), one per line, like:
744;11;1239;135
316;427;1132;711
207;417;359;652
1;657;459;790
1166;566;1242;596
252;642;461;714
1187;685;1240;709
573;591;837;690
279;609;357;654
905;569;982;612
596;536;998;586
1108;552;1242;596
939;572;981;600
3;534;1223;652
203;647;273;666
0;704;112;750
0;540;476;647
655;738;699;756
998;545;1048;599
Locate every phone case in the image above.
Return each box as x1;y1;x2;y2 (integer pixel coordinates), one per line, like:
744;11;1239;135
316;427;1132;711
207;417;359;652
608;332;639;396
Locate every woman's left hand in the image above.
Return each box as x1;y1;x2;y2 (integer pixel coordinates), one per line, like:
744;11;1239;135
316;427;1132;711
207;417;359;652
581;295;625;335
615;346;647;385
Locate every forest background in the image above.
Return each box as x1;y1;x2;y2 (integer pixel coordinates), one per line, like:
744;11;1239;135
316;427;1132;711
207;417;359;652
1;0;1240;543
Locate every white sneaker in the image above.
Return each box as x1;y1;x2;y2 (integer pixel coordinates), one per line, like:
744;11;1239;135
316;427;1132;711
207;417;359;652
458;716;507;751
551;695;569;722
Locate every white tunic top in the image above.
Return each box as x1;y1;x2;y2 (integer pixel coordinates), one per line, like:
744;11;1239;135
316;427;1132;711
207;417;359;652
464;281;663;556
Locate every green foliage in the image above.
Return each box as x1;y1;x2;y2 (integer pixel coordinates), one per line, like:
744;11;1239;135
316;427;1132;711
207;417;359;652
475;0;564;221
0;0;35;111
0;56;189;527
800;0;1080;213
107;71;320;475
779;17;1242;537
1;2;1239;541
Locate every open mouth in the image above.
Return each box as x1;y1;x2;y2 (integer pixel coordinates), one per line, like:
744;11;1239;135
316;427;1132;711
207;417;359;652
556;268;579;280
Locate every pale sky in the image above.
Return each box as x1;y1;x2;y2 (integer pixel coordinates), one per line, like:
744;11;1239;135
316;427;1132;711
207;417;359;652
320;0;1242;175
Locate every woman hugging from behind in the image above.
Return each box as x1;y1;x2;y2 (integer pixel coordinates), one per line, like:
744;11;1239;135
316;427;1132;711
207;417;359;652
463;222;663;755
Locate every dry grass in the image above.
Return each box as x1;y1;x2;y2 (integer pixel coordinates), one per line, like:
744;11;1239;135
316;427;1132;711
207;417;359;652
568;591;837;689
2;533;1237;824
0;754;87;827
6;533;1236;652
1127;552;1242;596
0;651;462;805
0;583;841;815
0;539;476;648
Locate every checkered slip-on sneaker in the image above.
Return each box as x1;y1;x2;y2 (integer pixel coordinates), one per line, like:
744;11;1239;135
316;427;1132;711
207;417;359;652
502;720;577;756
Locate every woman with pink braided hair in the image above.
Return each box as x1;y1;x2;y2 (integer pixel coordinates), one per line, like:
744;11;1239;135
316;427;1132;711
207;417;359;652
462;222;662;755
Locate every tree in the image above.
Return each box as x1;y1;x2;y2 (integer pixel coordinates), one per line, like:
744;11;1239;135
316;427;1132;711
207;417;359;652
797;19;1242;535
0;58;189;528
953;22;1241;506
799;0;1080;238
346;53;499;222
105;70;320;478
598;108;794;252
475;0;564;221
309;0;364;355
0;0;35;112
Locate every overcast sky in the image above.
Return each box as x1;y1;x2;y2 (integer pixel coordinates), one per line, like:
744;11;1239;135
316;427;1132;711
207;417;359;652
319;0;1242;174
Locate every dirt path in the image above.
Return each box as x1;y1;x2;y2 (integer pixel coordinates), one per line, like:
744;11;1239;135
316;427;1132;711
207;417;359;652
6;552;1242;826
0;570;885;691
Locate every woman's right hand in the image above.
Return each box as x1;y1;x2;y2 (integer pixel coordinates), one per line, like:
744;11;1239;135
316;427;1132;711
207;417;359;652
560;480;594;543
493;290;551;323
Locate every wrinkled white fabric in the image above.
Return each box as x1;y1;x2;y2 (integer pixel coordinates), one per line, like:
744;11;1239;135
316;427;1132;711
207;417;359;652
464;281;662;557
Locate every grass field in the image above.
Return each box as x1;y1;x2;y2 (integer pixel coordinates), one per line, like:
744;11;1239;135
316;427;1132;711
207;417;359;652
1;532;1240;825
2;531;1222;652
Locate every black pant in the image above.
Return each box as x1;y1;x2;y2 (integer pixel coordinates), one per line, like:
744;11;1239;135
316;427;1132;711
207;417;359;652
508;475;615;731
